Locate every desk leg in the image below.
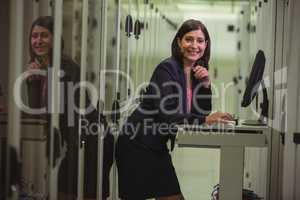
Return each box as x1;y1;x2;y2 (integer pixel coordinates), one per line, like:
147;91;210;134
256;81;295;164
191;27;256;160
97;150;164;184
219;146;244;200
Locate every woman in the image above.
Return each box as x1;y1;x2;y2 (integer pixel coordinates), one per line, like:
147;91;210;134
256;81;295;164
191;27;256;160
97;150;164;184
116;19;233;200
26;16;113;200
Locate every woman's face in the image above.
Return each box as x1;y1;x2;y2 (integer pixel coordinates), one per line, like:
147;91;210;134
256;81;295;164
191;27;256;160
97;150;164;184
177;29;207;66
31;25;53;58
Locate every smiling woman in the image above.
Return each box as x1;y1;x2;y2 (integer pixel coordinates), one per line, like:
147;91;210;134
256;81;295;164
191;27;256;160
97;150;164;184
26;16;54;107
177;29;207;66
31;25;53;58
115;19;233;200
28;16;53;69
24;16;113;200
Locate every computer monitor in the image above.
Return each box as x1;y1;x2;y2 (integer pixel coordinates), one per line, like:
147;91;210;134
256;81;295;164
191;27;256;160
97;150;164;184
241;50;268;125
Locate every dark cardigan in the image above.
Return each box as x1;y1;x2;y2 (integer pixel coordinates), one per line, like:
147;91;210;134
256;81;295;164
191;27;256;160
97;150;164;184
123;57;212;151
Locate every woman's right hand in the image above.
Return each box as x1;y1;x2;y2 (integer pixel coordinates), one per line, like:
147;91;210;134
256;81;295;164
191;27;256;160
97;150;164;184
26;61;43;80
205;111;234;125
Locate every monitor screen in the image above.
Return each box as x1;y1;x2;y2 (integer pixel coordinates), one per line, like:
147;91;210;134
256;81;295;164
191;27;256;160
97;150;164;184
241;50;266;107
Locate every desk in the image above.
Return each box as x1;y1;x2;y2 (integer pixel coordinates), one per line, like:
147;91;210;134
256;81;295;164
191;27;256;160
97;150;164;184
176;124;269;200
0;114;48;199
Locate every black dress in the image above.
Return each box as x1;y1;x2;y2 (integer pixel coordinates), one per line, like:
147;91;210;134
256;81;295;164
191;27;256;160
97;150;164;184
115;57;212;199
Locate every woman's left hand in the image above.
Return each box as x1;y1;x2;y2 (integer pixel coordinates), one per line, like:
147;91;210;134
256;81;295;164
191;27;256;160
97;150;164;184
193;65;210;88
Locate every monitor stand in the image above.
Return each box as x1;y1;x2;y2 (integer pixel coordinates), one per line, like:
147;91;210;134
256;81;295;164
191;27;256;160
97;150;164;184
242;82;268;126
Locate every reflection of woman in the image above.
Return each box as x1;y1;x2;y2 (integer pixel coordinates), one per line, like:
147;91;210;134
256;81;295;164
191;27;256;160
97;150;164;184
26;16;113;200
116;19;233;200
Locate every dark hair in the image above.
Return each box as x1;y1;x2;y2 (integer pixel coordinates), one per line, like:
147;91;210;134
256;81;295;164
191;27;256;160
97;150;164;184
29;16;54;63
171;19;211;69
